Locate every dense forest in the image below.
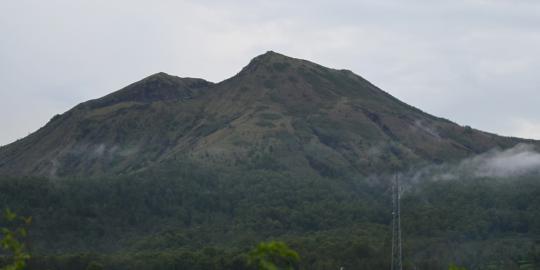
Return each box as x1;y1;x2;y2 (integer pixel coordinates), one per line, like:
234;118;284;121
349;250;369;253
1;160;539;269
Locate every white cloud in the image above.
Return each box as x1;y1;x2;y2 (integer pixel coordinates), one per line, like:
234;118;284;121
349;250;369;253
467;144;540;178
406;144;540;186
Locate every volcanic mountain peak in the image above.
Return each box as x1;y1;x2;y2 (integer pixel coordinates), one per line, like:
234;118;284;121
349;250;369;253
247;50;353;75
249;50;290;63
237;50;326;77
80;72;213;110
0;51;533;177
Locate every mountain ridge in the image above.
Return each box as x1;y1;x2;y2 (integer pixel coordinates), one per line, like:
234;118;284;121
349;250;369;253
0;51;535;178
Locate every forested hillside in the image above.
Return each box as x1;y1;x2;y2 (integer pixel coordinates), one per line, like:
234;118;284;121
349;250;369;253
1;160;539;269
1;52;539;269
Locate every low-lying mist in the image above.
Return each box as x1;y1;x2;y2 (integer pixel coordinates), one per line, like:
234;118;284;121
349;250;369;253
400;144;540;189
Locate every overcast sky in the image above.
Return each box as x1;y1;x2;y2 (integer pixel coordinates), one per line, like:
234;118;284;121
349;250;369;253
1;0;539;146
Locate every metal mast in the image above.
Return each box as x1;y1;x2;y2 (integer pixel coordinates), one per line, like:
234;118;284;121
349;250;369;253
391;174;403;270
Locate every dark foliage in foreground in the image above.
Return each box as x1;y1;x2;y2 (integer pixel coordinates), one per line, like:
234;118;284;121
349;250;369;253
1;162;539;269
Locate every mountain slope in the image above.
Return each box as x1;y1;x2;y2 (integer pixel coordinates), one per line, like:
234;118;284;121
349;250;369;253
0;51;531;177
1;52;540;270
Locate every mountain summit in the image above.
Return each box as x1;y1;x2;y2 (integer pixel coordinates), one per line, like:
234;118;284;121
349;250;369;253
0;52;530;177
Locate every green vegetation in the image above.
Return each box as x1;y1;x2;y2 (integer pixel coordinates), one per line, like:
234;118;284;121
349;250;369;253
272;62;291;72
0;51;539;270
0;209;31;270
449;264;467;270
255;120;276;128
248;241;299;270
0;51;523;180
263;79;277;89
0;162;539;269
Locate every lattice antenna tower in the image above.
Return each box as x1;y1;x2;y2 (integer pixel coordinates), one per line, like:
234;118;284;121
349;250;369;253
391;174;403;270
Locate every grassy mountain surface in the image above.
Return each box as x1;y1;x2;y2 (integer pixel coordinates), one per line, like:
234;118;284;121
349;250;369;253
0;51;530;178
0;52;539;270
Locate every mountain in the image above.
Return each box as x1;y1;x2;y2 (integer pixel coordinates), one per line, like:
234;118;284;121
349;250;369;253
1;52;540;270
0;51;531;178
